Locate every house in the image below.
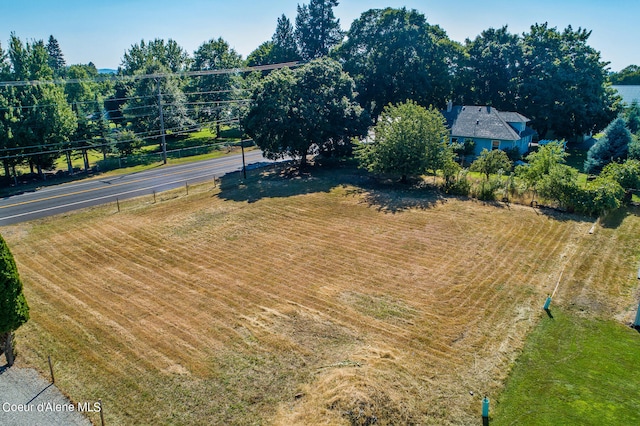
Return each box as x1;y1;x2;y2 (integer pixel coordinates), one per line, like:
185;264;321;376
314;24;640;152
441;103;536;157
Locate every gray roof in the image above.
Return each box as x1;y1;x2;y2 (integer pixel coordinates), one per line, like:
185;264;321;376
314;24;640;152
442;105;531;141
497;111;529;123
612;85;640;105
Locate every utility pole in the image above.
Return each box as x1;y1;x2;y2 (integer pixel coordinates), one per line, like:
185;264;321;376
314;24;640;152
239;118;247;179
241;140;247;179
156;78;167;165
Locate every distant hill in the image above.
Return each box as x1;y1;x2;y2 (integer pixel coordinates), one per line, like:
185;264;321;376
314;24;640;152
98;68;117;75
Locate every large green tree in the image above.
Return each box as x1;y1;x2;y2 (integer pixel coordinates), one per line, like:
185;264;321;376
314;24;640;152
123;63;194;142
357;100;450;182
120;38;190;75
0;41;19;184
518;23;617;140
335;8;458;119
64;64;111;173
243;58;367;167
610;65;640;85
8;34;76;177
190;38;243;137
470;148;512;181
462;26;521;110
0;233;29;366
295;0;343;60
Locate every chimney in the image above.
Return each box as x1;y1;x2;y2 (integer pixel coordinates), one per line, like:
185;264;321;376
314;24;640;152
447;100;453;113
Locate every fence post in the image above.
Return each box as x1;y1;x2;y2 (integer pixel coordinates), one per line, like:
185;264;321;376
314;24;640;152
48;355;55;384
99;398;105;426
153;191;157;203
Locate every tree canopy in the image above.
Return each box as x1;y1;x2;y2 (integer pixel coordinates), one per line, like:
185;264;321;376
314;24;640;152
295;0;343;60
357;100;450;182
243;58;367;167
335;8;458;119
610;65;640;85
517;24;616;140
462;26;520;110
190;38;243;135
470;148;512;180
46;35;65;75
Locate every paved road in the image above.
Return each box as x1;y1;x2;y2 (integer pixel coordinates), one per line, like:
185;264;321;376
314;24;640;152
0;366;91;426
0;150;273;226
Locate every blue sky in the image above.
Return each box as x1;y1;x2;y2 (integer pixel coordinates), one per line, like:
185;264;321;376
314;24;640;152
1;0;637;71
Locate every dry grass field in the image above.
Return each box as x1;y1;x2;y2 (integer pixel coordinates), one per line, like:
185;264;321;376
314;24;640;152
4;164;640;425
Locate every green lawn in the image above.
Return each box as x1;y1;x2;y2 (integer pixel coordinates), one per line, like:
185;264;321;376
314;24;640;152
494;308;640;425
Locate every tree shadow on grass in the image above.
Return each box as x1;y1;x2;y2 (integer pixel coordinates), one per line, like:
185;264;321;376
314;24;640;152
347;177;447;213
217;161;349;203
217;161;447;213
600;206;636;229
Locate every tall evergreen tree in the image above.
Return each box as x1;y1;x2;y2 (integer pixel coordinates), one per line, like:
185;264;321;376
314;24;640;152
272;15;300;62
624;101;640;134
295;0;343;60
584;117;632;174
46;35;66;75
0;233;29;366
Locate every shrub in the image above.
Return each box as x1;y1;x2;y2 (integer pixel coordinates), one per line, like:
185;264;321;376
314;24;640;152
443;170;471;196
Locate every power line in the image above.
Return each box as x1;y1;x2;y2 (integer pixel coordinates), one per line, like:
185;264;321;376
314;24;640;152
0;61;303;88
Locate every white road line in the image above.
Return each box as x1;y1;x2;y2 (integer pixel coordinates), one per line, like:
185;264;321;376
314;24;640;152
0;172;220;221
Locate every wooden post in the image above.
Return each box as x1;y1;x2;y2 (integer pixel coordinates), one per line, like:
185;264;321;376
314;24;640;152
48;355;55;383
116;198;120;213
99;398;105;426
185;182;189;195
4;332;14;366
153;191;157;203
241;141;247;179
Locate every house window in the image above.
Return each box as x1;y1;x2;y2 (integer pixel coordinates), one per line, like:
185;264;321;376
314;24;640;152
491;140;500;150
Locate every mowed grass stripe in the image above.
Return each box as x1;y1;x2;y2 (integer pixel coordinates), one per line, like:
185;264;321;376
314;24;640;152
5;168;623;425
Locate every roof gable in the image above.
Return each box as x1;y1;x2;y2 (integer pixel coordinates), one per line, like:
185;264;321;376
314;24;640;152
442;105;530;141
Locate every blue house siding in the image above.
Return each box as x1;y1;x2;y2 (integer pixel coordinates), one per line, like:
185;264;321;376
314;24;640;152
449;137;530;157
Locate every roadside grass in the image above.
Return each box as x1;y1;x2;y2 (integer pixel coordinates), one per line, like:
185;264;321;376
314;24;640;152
3;164;639;425
493;310;640;425
0;126;242;189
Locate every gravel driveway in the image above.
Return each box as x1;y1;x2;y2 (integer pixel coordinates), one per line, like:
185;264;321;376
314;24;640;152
0;366;92;426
